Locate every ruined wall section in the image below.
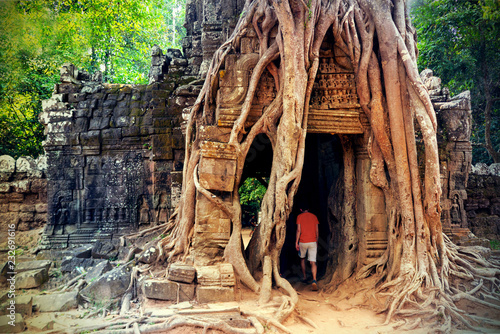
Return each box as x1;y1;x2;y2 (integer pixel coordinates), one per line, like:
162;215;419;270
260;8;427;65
39;48;195;248
0;155;47;243
465;164;500;241
182;0;244;76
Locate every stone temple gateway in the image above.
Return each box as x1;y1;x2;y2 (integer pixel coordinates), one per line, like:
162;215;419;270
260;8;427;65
39;0;473;272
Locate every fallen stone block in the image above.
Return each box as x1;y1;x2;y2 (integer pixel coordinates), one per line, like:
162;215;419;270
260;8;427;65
15;296;32;317
70;245;93;259
142;279;195;302
91;241;118;260
60;257;101;273
80;264;132;302
16;269;49;289
33;291;78;312
196;286;235;304
167;263;196;283
16;260;52;274
0;313;25;333
85;260;113;284
28;316;55;331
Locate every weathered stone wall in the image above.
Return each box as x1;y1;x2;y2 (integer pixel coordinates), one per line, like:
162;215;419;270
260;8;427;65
0;155;47;243
465;164;500;241
39;48;197;248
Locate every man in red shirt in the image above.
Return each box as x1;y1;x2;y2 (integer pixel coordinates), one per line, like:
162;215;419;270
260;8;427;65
295;206;319;291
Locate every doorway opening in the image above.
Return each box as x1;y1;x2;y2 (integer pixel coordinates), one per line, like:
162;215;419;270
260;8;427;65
239;134;273;249
280;133;343;282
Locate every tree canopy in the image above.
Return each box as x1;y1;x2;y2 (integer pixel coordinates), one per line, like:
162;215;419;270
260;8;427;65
0;0;186;158
412;0;500;163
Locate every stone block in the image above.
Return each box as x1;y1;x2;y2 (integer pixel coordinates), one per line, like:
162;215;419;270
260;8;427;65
152;133;174;160
33;291;78;312
0;313;25;333
60;257;95;273
0;155;16;173
14;296;32;317
8;203;20;212
0;183;10;193
80;130;101;147
198;141;237;192
142;279;195;302
101;128;122;144
91;241;118;260
30;179;46;194
18;211;34;223
28;316;55;331
35;203;48;213
196;263;235;287
4;193;23;203
167;263;196;283
80;264;132;301
11;180;30;193
85;260;113;284
19;204;35;212
16;260;52;274
89;117;110;130
196;286;234;304
16;269;49;289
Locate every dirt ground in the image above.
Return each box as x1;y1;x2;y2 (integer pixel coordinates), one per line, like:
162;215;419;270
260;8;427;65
2;228;499;333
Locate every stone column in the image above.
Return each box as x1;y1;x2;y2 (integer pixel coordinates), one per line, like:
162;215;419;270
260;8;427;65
355;145;388;266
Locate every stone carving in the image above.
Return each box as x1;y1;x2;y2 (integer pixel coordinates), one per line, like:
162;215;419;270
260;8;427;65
308;48;363;134
138;196;151;226
156;192;170;225
216;53;275;128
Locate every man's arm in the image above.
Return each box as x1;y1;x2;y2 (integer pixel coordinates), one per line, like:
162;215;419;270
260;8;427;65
316;223;319;243
296;224;301;251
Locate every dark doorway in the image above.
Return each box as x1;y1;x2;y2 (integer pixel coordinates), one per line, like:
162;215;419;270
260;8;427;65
280;134;343;282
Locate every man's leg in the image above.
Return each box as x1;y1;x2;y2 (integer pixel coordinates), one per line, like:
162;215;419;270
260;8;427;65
300;257;307;280
310;261;317;282
308;242;318;291
299;243;308;281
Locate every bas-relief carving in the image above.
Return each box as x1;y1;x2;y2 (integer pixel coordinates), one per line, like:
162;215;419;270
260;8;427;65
309;50;363;134
216;53;276;128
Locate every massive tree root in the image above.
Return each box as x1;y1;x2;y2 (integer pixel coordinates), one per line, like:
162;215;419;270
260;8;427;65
154;0;500;331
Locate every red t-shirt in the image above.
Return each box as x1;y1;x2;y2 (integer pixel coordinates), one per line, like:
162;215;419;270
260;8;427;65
297;212;319;243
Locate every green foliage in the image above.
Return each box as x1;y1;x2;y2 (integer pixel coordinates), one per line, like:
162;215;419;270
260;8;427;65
239;177;267;220
412;0;500;164
0;0;186;158
490;239;500;250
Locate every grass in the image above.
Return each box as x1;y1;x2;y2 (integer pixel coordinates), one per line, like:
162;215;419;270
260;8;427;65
490;239;500;250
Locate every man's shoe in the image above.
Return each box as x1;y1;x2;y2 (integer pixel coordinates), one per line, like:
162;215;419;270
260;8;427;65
311;280;318;291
